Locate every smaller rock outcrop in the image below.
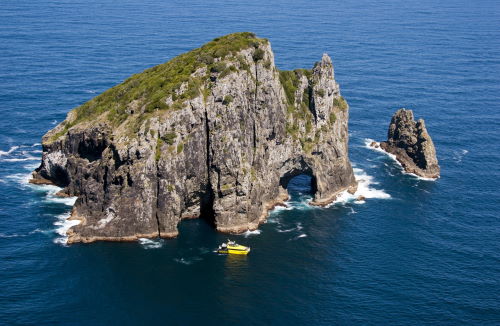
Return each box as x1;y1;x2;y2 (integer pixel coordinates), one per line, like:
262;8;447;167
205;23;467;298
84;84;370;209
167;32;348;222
375;109;440;179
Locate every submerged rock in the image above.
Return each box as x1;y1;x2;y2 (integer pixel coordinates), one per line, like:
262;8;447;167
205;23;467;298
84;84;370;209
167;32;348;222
378;109;440;179
31;32;357;243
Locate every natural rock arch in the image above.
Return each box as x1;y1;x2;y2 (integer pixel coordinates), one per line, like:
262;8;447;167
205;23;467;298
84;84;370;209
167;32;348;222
31;33;357;243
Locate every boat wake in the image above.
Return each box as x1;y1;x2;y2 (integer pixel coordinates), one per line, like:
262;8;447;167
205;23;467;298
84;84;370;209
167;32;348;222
174;257;203;265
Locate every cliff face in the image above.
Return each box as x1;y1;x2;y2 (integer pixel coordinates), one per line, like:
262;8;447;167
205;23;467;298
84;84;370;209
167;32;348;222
377;109;440;179
31;33;357;243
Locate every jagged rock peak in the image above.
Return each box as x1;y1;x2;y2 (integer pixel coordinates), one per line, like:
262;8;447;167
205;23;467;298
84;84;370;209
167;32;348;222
378;108;440;179
31;32;357;243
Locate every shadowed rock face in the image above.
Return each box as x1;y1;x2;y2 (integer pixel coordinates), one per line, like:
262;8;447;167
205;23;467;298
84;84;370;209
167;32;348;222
31;33;357;243
379;109;440;179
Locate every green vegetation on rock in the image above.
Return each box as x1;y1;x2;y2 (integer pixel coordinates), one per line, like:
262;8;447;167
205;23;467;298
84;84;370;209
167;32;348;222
333;96;348;111
161;132;177;145
50;32;268;143
155;138;163;161
223;95;234;105
252;48;265;62
329;112;337;124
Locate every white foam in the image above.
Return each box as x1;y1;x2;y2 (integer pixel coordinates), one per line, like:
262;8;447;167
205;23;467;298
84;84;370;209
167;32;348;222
364;138;398;160
0;228;49;238
277;222;303;233
364;138;437;181
174;258;192;265
0;146;19;156
266;215;282;225
5;172;32;185
0;232;24;238
277;227;295;233
289;233;308;241
138;238;164;249
25;180;77;206
1;156;39;162
0;155;40;162
451;149;469;163
23;162;40;170
53;212;81;245
13;173;77;206
243;229;262;237
269;202;294;214
327;167;391;206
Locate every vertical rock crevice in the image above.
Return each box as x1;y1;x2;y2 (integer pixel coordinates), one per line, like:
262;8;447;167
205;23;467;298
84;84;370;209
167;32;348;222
31;33;357;243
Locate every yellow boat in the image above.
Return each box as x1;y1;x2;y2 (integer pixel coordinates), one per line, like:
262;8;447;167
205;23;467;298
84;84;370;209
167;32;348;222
217;240;250;255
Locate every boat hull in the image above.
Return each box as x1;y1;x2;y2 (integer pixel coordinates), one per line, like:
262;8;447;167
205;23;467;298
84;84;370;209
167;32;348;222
217;248;250;255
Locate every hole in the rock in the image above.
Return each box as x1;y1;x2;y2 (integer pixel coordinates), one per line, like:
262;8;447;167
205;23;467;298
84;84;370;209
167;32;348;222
285;174;316;197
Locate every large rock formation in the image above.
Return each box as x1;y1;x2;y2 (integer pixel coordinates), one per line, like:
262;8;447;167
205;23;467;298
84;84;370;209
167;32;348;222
375;108;440;179
30;32;357;243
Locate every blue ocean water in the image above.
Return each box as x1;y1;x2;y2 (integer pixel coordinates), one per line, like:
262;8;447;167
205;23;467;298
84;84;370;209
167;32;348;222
1;0;499;324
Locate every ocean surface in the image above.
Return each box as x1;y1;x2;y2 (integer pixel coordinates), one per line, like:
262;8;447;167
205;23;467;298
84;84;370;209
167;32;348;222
1;0;499;324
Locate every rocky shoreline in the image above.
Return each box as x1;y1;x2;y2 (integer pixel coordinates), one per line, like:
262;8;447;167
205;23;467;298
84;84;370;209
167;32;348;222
371;109;440;179
31;33;357;243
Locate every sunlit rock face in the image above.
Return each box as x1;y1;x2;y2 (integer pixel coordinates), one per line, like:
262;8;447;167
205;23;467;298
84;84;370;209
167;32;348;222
31;33;356;243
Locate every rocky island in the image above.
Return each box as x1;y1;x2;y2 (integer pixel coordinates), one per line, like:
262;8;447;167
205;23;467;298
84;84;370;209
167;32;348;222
371;109;440;179
30;32;357;243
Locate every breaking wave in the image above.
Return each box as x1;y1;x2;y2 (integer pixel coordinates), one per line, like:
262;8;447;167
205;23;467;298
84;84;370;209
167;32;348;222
243;229;262;237
1;156;39;162
138;238;164;249
5;168;78;245
0;143;42;162
5;172;77;206
0;146;19;156
327;167;391;206
289;233;307;241
364;138;437;181
0;229;48;239
53;212;81;245
277;222;303;233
